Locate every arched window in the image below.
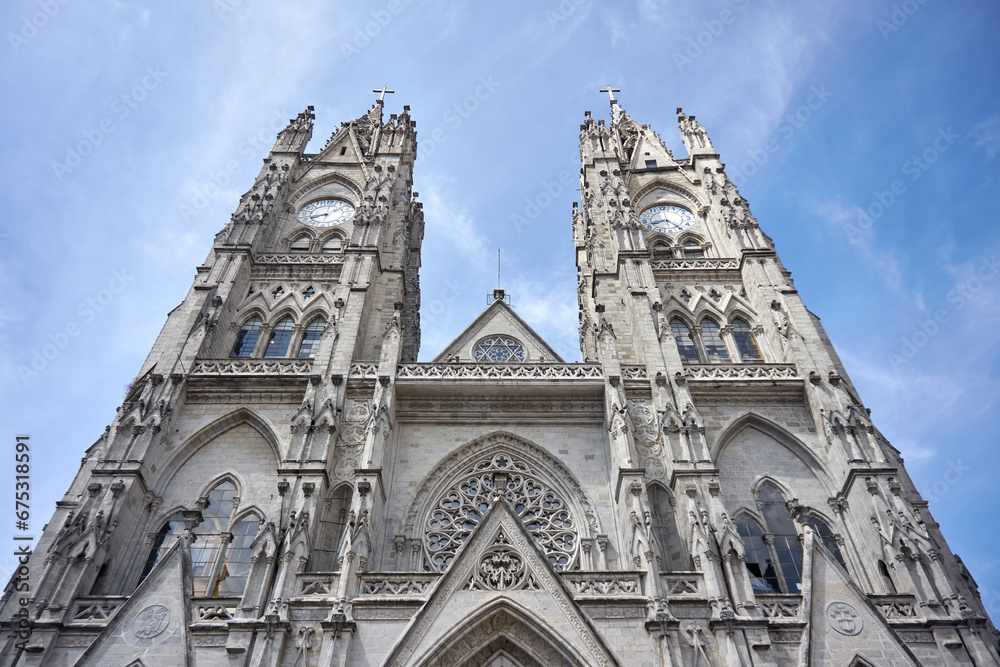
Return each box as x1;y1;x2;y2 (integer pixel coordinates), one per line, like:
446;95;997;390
670;318;699;363
736;517;780;593
878;559;897;594
700;318;730;362
289;236;311;253
139;481;262;597
803;516;847;569
321;237;343;253
263;317;294;358
310;485;352;572
231;316;262;357
652;241;671;256
758;482;804;592
297;317;326;358
473;336;526;362
214;514;261;596
424;453;577;571
681;240;704;258
648;485;686;569
732;318;762;362
138;513;185;583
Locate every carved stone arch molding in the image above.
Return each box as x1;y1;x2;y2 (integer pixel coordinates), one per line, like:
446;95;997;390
412;601;587;667
286;172;363;208
712;412;834;488
632;178;708;213
149;408;281;491
404;431;600;571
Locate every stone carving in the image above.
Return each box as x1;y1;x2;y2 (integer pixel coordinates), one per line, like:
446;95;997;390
190;359;313;376
72;600;121;621
683;364;798;381
349;363;379;379
425;452;578;572
826;601;863;636
361;575;435;596
466;531;536;591
299;576;338;596
650;258;739;271
405;431;600;542
621;366;648;380
565;573;642;596
662;574;702;596
255;253;345;265
133;604;170;639
396;363;603;380
759;596;801;618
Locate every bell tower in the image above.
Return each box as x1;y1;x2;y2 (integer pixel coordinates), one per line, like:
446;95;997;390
0;91;424;662
574;89;1000;663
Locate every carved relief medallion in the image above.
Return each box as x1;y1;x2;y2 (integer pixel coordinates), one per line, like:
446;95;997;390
826;601;863;636
133;604;170;639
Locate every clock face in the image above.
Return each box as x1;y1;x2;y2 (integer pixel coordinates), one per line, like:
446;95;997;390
298;199;355;227
639;204;695;233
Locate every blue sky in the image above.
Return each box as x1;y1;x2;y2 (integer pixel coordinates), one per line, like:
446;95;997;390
1;0;998;611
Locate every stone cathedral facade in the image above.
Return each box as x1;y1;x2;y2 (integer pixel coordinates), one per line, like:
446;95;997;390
2;93;998;667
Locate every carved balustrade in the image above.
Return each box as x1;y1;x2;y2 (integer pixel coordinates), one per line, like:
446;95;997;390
651;258;739;271
757;594;802;619
68;596;127;625
357;573;439;598
869;594;919;620
683;364;798;381
254;253;346;265
295;573;341;598
190;359;313;376
660;572;704;597
395;363;604;380
564;572;644;597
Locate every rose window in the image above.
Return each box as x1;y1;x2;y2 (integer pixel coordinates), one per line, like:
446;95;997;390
473;336;526;362
424;453;578;571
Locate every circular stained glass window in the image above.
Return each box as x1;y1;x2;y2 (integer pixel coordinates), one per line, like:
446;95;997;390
473;336;526;362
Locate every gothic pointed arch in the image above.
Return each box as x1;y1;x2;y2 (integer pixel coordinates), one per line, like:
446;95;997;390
631;178;708;213
404;431;600;572
286;172;363;207
411;598;589;667
712;413;833;483
150;408;281;490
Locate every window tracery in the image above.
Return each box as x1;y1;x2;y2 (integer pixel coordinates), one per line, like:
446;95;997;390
140;480;262;597
473;336;526;362
263;316;294;358
231;316;262;357
424;453;578;572
297;317;325;358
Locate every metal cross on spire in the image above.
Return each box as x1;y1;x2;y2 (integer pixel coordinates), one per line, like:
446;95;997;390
373;85;395;102
599;85;621;105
